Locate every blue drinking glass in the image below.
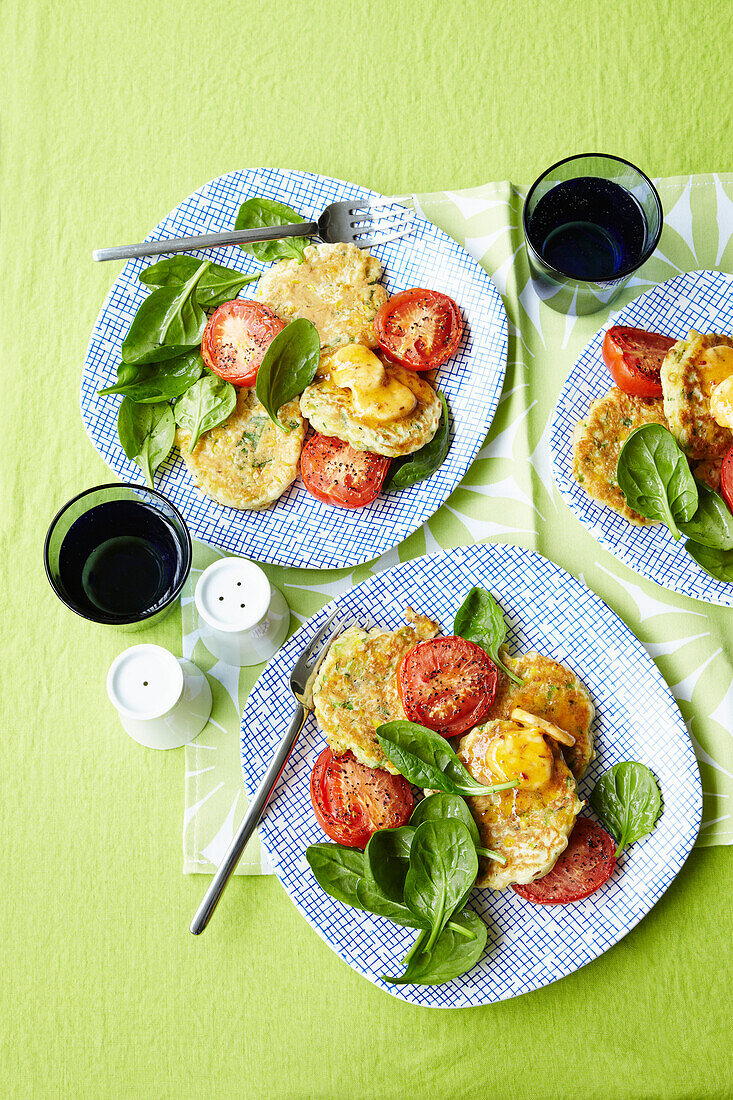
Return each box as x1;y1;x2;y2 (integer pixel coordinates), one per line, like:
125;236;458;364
44;483;192;630
523;153;663;316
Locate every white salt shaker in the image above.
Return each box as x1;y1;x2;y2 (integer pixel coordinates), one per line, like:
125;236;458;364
194;557;290;667
106;643;212;749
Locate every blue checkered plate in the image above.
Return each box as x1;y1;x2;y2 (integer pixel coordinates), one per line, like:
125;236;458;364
551;270;733;606
81;168;507;569
240;543;701;1007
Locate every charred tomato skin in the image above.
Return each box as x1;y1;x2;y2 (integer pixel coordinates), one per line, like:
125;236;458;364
721;446;733;515
602;325;675;399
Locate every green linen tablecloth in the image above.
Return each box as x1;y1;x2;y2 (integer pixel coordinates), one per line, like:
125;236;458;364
4;1;733;1096
184;173;733;878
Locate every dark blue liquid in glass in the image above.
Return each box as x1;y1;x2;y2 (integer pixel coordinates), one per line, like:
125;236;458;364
528;177;647;281
58;500;184;622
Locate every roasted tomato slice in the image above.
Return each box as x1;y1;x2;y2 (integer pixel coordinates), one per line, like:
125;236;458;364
602;325;675;399
398;636;497;737
201;299;285;386
375;288;464;370
300;433;390;509
309;747;413;848
721;446;733;515
512;817;617;904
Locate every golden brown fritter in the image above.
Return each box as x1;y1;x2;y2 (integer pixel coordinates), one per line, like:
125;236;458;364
312;608;440;772
572;386;668;523
257;242;387;355
176;389;305;509
459;719;582;889
661;331;733;460
300;364;441;457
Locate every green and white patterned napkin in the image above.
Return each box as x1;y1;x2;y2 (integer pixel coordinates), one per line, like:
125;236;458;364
182;540;271;874
183;173;733;876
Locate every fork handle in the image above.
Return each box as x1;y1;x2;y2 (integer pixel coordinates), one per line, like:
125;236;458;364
93;221;320;262
189;702;308;935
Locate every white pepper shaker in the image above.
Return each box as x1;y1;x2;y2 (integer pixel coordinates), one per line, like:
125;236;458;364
194;557;290;667
106;643;212;749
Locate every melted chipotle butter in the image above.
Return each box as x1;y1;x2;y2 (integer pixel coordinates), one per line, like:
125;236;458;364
462;721;560;817
323;345;427;426
458;718;582;889
699;344;733;395
710;373;733;429
486;726;555;792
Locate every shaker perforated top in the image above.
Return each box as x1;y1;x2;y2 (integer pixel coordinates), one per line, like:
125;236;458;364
194;558;272;633
106;644;184;720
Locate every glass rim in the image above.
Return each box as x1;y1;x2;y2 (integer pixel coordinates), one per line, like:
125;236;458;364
522;152;664;283
43;481;193;625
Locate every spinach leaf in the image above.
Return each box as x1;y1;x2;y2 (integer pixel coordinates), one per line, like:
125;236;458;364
139;256;259;308
685;540;733;582
404;820;478;951
382;391;451;492
121;260;211;365
307;821;487;985
678;480;733;550
409;793;506;864
358;828;424;927
411;793;480;846
453;586;522;685
616;424;698;537
306;836;423;927
590;762;662;858
376;720;518;798
383;909;487;986
98;350;205;403
354;879;425;928
174;374;236;451
363;826;415;903
234;197;309;262
305;844;369;910
255;318;320;428
117;398;175;488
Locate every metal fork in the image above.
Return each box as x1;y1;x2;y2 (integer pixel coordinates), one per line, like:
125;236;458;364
189;607;346;935
93;199;415;262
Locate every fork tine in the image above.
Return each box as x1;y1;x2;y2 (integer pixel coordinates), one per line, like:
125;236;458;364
371;218;416;236
370;208;415;224
349;205;415;225
353;215;415;238
350;215;415;235
358;224;417;248
290;608;348;706
303;608;370;668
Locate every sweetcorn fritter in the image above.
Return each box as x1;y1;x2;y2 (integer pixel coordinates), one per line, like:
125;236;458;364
459;718;582;890
660;331;733;460
312;609;440;773
300;362;441;457
176;388;305;509
484;651;595;779
572;386;668;523
256;242;387;356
